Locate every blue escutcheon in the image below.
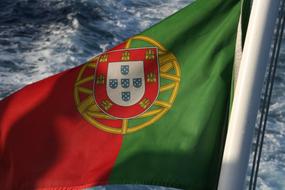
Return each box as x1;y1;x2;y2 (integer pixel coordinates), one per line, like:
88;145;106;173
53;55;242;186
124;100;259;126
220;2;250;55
121;78;130;88
109;79;118;89
133;78;142;88
122;91;131;102
121;65;129;75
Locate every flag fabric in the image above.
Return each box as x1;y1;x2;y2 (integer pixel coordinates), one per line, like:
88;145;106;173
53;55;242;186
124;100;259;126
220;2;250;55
0;0;242;189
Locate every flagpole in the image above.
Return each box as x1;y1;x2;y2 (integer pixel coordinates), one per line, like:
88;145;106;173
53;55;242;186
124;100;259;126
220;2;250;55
218;0;280;189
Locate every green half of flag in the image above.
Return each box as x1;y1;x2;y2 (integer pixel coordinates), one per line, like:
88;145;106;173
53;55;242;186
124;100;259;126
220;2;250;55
108;0;242;189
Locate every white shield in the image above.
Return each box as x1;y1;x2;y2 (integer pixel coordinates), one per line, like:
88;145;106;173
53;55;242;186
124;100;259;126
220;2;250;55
107;61;145;106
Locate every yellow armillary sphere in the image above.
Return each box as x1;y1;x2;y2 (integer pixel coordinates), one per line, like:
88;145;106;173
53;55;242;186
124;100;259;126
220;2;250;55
74;35;181;134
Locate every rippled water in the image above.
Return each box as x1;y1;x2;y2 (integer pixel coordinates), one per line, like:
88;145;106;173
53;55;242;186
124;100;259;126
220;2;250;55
0;0;284;189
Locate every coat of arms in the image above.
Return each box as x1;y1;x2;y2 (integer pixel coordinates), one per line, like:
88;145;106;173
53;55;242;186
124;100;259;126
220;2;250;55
74;35;180;134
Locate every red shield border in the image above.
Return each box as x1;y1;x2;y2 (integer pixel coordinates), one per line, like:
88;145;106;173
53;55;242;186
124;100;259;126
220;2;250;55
94;47;159;119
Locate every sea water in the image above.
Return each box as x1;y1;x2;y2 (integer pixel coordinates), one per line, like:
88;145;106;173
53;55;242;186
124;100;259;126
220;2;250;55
0;0;284;189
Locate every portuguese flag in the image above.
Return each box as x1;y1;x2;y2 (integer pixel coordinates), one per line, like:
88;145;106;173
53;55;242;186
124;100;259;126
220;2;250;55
0;0;243;189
